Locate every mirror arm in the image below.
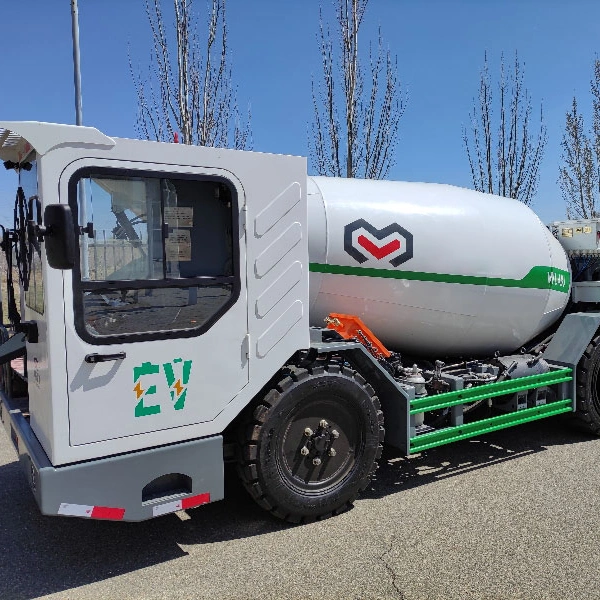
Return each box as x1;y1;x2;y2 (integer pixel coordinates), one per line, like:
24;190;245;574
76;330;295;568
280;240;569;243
28;220;48;242
79;222;94;238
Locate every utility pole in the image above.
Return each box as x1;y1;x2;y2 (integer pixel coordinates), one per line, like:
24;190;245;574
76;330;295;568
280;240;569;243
71;0;83;128
71;0;89;278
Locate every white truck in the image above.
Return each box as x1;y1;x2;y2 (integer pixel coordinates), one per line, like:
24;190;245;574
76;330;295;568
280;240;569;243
0;121;597;522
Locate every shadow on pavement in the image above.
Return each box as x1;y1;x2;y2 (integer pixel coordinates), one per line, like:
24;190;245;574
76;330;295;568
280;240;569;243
362;414;593;499
0;460;286;600
0;415;592;600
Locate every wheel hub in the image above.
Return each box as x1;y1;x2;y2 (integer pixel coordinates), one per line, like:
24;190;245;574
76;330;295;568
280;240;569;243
276;392;366;493
312;433;328;453
298;419;338;462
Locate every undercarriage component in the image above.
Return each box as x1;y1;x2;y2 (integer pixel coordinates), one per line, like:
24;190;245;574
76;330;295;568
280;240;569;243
0;331;26;365
496;354;550;380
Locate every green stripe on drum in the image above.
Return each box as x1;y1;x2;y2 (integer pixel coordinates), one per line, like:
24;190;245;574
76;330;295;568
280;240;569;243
308;263;570;293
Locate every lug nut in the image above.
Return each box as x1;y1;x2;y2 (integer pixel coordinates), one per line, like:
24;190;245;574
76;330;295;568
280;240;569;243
331;429;340;439
328;448;336;457
304;427;313;437
319;420;329;428
300;446;309;456
313;457;322;466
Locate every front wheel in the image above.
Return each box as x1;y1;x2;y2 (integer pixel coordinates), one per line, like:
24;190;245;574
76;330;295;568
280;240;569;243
237;363;384;523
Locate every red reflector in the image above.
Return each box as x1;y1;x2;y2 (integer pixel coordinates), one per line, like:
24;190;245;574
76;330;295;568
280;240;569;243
90;506;126;520
181;493;210;510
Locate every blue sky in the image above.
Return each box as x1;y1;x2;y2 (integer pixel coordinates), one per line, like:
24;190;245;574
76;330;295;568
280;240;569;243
1;0;599;226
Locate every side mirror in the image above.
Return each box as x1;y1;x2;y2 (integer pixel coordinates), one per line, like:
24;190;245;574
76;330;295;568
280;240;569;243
43;204;76;269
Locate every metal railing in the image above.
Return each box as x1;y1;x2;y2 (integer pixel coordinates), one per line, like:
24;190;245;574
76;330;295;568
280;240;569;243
86;230;149;281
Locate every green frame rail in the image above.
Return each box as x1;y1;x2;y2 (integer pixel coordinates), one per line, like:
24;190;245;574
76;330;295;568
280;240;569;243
409;399;573;453
410;368;572;414
409;367;573;454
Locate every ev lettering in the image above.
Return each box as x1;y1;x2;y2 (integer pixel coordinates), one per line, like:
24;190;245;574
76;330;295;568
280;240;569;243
133;358;193;417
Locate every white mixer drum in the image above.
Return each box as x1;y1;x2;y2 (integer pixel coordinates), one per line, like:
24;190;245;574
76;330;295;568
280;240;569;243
307;176;570;356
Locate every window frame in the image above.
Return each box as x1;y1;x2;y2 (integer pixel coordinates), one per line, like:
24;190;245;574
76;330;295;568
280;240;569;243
68;166;241;345
23;159;45;315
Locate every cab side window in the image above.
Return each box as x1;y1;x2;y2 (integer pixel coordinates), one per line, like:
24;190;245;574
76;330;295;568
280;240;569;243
70;169;239;343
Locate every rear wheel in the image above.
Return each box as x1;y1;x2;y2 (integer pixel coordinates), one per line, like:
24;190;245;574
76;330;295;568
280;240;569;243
237;363;384;523
574;335;600;434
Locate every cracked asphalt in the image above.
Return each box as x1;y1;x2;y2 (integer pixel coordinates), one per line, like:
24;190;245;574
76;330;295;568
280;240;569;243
1;415;600;600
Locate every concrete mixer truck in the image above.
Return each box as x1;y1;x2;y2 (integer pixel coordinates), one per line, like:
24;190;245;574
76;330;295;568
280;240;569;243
0;121;597;523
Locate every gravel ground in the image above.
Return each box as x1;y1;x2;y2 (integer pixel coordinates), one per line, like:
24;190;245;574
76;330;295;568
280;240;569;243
0;415;599;600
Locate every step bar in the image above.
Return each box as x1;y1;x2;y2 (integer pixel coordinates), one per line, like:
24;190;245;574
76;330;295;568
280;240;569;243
409;368;573;454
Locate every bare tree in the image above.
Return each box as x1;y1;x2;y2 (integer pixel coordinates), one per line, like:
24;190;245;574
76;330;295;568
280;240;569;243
463;52;546;205
592;58;600;166
132;0;250;149
559;97;598;219
558;59;600;219
310;0;405;179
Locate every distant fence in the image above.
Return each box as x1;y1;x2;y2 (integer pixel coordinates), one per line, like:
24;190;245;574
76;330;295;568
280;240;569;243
86;230;148;281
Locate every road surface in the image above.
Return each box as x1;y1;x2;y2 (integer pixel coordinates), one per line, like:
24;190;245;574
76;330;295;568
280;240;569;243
0;416;598;599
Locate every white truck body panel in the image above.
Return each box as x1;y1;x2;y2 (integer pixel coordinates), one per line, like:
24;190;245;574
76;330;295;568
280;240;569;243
4;124;308;465
0;121;114;162
61;158;251;446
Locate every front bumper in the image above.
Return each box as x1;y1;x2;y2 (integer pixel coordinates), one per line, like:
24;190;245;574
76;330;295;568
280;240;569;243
0;389;224;521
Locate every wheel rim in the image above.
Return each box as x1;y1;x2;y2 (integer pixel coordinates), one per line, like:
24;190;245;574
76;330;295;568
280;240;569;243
275;393;365;495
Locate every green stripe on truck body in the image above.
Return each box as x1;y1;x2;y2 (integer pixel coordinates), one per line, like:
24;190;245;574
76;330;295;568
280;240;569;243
309;263;571;293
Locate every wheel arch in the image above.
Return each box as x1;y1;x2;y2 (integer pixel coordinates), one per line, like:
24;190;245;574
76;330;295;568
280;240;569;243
543;312;600;368
309;340;412;454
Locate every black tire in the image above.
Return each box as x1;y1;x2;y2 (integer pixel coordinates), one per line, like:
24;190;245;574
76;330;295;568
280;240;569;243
237;363;384;523
574;335;600;434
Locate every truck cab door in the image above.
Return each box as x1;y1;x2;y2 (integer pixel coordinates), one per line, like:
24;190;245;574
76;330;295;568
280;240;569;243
62;160;249;446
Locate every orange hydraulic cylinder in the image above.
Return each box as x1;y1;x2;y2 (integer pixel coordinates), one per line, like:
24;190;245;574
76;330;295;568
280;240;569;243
324;313;392;360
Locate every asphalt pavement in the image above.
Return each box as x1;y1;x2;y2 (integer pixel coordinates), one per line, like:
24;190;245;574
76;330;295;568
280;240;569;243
1;416;599;600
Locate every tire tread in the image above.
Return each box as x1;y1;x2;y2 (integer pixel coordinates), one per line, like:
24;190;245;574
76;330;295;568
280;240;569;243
236;361;383;522
572;336;600;435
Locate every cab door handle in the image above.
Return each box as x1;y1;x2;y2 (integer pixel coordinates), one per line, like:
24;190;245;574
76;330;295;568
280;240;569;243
84;352;126;364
